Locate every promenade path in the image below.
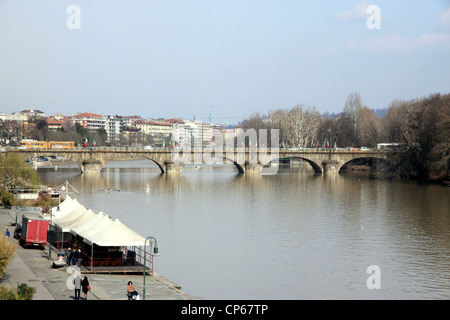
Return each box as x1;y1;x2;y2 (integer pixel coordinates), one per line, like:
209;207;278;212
0;208;200;300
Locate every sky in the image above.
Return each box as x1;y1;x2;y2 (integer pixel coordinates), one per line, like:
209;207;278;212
0;0;449;125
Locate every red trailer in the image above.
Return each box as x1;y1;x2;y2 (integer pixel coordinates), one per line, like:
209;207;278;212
19;215;50;248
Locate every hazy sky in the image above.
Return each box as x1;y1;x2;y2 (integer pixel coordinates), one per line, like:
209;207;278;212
1;1;449;124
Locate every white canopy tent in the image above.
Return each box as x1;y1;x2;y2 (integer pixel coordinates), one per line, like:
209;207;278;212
70;212;114;240
51;198;83;221
56;209;97;233
83;218;147;247
69;211;110;237
53;204;87;224
50;197;153;273
50;195;76;214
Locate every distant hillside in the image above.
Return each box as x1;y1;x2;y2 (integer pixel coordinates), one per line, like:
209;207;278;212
372;108;388;117
321;108;388;119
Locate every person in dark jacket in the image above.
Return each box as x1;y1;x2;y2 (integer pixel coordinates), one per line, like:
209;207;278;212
71;248;78;266
81;276;90;300
65;247;72;266
77;248;83;267
67;247;73;266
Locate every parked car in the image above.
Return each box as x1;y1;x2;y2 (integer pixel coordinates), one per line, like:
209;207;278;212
14;224;22;239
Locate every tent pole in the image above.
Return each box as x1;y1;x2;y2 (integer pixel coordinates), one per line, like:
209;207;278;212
91;244;93;271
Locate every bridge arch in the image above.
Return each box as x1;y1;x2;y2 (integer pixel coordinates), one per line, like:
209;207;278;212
338;157;387;173
282;156;322;174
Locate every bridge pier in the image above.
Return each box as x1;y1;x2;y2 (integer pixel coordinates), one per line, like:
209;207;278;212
322;160;340;174
164;161;183;174
244;163;262;174
82;159;102;173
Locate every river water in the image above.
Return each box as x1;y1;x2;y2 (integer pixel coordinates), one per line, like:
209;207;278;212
37;160;450;300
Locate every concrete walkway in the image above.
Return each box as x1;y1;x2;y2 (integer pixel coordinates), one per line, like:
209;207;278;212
0;208;201;300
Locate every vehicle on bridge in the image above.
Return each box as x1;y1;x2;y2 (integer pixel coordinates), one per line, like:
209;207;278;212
20;140;75;149
377;143;402;150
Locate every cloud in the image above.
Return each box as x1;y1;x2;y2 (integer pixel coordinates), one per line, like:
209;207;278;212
335;2;370;22
438;7;450;30
346;32;450;53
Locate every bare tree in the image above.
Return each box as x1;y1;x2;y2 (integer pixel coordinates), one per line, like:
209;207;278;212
343;91;363;142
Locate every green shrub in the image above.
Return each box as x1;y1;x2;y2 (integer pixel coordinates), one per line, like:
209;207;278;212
0;283;36;300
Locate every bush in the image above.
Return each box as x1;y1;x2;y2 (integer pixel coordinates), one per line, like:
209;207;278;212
0;283;36;300
1;190;14;207
17;283;36;300
0;234;16;279
0;285;19;300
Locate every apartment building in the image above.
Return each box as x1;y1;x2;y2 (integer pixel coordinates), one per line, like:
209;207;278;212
71;112;105;130
104;115;124;142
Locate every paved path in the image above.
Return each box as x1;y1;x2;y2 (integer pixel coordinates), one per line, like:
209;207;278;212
0;208;201;300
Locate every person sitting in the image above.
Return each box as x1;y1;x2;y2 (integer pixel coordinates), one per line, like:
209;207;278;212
126;281;139;300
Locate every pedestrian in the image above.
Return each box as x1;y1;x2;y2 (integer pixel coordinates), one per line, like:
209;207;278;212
74;275;82;300
126;281;139;300
77;248;83;267
5;228;10;238
68;247;74;266
81;276;90;300
66;247;72;266
71;247;78;266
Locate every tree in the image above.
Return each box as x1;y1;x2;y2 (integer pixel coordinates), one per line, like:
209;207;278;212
0;153;40;204
357;107;383;147
380;93;450;181
343;91;363;144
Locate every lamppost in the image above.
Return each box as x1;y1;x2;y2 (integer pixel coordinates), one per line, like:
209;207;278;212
143;236;159;300
48;207;54;260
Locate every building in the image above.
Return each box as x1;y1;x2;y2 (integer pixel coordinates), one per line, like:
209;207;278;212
122;115;142;128
71;112;105;130
135;120;173;147
46;117;67;130
103;115;124;142
18;109;46;120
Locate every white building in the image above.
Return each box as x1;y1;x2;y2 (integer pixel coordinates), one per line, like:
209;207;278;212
103;115;123;142
71;112;106;130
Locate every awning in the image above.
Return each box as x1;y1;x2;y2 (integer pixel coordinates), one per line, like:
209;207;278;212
70;212;113;240
51;198;83;221
55;209;97;233
52;197;146;248
51;195;76;214
53;204;87;224
83;218;147;247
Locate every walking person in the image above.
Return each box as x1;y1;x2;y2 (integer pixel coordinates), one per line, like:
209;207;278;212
68;247;74;266
5;228;10;238
77;248;83;267
66;247;72;266
81;276;90;300
74;275;82;300
71;247;78;266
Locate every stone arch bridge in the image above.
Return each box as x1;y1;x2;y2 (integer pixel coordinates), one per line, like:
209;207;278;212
6;148;386;174
7;148;387;174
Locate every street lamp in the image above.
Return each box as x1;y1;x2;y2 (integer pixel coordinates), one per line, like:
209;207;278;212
143;236;159;300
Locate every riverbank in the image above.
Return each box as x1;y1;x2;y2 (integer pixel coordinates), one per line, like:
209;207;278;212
0;208;201;300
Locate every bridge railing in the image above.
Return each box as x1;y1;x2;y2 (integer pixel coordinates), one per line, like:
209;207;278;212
3;145;378;152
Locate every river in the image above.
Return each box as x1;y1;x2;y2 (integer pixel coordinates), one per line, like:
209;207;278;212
37;160;450;299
